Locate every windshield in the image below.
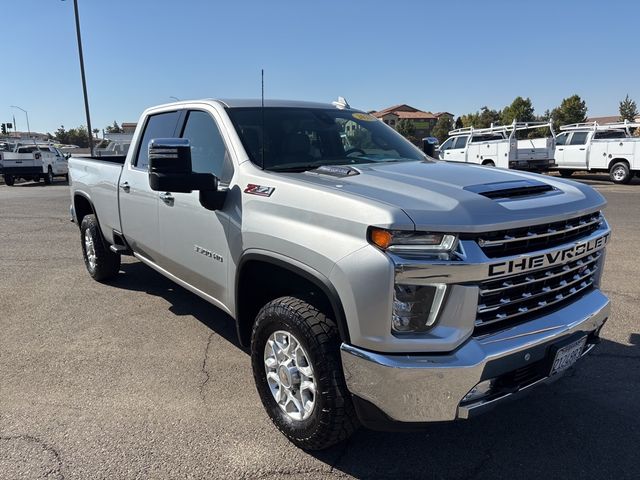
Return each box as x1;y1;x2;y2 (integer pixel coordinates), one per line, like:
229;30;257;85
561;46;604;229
227;107;427;171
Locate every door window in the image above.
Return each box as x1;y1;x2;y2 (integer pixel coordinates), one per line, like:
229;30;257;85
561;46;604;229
453;136;468;149
555;133;568;146
133;111;180;169
569;132;589;145
440;138;454;151
181;111;233;182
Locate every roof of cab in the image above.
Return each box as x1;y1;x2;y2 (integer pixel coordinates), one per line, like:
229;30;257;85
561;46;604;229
216;98;351;109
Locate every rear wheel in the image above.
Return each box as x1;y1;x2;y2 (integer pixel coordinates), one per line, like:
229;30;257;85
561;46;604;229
610;162;631;184
251;296;358;450
44;167;54;185
559;170;573;178
80;214;121;281
482;160;495;167
4;175;15;186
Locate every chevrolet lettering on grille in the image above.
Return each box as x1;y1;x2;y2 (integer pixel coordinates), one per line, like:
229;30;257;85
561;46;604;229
488;233;610;278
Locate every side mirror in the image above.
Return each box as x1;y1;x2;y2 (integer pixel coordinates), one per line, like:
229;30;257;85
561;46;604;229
148;138;217;194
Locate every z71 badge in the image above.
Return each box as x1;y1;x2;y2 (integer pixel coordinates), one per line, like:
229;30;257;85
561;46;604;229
244;184;275;197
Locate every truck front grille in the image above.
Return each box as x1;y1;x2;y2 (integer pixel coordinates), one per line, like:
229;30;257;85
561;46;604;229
473;211;603;258
474;251;602;336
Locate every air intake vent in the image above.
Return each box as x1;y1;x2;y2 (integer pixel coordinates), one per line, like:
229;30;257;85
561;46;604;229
312;165;359;177
464;180;555;200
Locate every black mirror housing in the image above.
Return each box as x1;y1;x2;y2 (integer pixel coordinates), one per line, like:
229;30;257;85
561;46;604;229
148;138;218;193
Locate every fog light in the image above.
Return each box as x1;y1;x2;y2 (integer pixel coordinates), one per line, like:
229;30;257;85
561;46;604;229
392;283;446;333
462;380;494;403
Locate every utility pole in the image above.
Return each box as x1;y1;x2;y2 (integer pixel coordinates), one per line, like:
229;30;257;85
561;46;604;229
67;0;94;155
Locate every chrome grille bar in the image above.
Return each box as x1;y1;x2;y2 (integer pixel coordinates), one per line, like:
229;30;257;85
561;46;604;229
478;213;602;248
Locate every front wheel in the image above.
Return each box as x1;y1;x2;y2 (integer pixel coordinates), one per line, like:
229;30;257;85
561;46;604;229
44;167;54;185
4;175;15;186
610;162;631;184
559;170;573;178
80;214;121;281
251;296;358;450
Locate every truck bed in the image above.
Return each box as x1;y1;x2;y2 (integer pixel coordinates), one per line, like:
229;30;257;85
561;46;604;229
69;156;125;244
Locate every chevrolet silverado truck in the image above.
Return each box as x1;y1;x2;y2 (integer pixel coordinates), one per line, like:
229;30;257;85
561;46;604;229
1;143;68;185
69;99;611;450
554;121;640;184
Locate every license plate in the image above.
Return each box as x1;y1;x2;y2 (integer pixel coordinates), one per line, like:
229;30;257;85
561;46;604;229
550;336;587;376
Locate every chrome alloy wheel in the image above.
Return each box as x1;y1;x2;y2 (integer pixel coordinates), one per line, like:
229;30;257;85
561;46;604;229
264;330;317;421
612;166;626;182
84;230;97;270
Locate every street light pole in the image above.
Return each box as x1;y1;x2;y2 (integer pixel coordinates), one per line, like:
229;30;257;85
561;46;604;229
10;105;31;142
69;0;94;155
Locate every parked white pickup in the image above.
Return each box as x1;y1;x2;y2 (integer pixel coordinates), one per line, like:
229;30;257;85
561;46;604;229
0;143;69;186
554;121;640;184
438;121;555;171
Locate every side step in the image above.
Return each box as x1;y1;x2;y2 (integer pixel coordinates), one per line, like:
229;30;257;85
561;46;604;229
110;244;132;255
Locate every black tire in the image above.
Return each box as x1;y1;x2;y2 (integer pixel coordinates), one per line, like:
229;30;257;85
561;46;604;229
610;161;631;184
44;167;54;185
65;173;69;183
80;214;121;281
483;160;495;167
4;175;15;186
559;170;573;178
251;296;358;450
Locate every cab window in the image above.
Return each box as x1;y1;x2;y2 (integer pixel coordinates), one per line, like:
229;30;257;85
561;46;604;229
440;138;454;151
181;110;233;182
134;111;181;169
555;133;568;146
569;132;589;145
453;136;468;149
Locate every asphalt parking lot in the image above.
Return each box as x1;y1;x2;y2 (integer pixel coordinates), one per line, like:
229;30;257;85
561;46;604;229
0;174;638;480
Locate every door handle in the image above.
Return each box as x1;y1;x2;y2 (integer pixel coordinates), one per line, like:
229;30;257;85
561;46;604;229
579;148;585;151
120;182;130;193
159;192;174;205
557;148;564;151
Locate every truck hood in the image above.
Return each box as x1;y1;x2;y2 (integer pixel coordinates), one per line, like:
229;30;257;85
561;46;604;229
297;161;606;232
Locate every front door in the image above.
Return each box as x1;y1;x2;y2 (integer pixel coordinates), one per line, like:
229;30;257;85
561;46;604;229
119;110;181;262
157;109;235;305
561;132;589;168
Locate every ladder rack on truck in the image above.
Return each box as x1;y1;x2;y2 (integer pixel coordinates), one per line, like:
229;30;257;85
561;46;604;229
560;120;640;135
439;120;556;171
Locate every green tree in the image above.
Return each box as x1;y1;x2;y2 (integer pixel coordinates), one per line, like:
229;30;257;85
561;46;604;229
105;121;123;134
501;96;535;125
54;125;69;144
396;119;415;137
551;95;587;130
92;128;100;139
619;94;638;123
460;107;501;128
432;115;454;143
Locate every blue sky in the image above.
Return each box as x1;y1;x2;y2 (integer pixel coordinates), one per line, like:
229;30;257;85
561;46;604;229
2;0;639;134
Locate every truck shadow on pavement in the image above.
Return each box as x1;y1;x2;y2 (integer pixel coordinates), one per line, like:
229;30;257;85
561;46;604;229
110;261;639;479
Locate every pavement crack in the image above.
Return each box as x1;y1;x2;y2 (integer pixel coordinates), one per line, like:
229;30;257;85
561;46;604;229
0;434;64;479
199;332;215;401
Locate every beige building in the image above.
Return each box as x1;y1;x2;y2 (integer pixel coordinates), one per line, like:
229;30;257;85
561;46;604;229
371;104;452;141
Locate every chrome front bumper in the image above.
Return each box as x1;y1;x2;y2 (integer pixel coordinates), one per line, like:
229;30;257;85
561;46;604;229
340;289;609;423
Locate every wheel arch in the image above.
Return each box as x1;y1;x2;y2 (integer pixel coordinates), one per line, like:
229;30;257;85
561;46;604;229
73;192;96;226
608;157;630;170
235;252;350;348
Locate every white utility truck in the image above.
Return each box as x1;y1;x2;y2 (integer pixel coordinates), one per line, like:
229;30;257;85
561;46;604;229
0;143;69;185
554;121;640;184
438;121;555;171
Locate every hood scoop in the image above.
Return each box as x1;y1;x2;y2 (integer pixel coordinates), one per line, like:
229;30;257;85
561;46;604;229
464;179;556;200
311;165;360;178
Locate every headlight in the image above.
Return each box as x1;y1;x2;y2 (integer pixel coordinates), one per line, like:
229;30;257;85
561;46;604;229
392;283;447;333
368;227;457;255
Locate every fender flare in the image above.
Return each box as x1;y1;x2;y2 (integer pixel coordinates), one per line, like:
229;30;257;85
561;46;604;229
235;251;350;345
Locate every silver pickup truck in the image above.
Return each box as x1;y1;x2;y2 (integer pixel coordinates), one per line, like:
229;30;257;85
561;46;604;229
69;99;611;450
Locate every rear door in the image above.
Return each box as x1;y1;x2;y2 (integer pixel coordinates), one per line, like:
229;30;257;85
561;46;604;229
554;132;569;166
119;110;181;262
562;132;589;168
157;108;235;305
